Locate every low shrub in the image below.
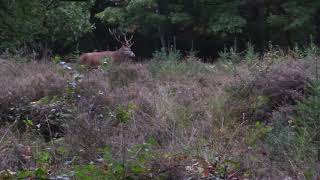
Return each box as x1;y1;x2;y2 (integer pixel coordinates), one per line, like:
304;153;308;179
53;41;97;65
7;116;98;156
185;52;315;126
0;61;71;138
225;55;320;177
262;80;320;178
227;59;313;123
0;61;69;108
253;60;311;106
218;47;241;64
148;52;212;79
244;43;260;66
152;48;182;62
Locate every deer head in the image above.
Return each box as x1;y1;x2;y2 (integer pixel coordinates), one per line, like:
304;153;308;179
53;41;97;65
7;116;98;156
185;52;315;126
109;28;135;58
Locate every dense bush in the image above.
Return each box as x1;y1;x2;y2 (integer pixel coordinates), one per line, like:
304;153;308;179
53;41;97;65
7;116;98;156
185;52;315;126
223;51;320;177
227;59;314;123
263;79;320;176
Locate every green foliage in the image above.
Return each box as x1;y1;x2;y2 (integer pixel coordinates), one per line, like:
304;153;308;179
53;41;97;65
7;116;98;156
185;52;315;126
262;42;285;62
266;1;320;44
244;43;259;66
116;103;136;123
17;170;37;179
100;147;125;179
218;47;240;64
3;0;320;56
280;1;318;31
53;55;62;64
265;114;293;156
289;36;320;59
35;150;52;165
175;106;193;128
96;0;163;33
15;150;53;179
209;13;246;34
304;169;317;180
34;95;60;105
34;168;48;179
267;15;288;28
127;143;154;172
0;0;93;51
292;80;320;161
74;164;108;180
304;36;320;58
73;142;155;180
101;56;112;71
263;78;320;176
2;0;320;57
45;2;93;45
246;121;273;146
217;159;241;176
217;47;241;77
96;7;127;26
96;0;248;45
170;12;193;25
251;96;270;112
148;49;210;78
152;48;181;62
207;1;246;34
23;119;34;128
16;170;33;179
109;142;155;178
16;167;49;179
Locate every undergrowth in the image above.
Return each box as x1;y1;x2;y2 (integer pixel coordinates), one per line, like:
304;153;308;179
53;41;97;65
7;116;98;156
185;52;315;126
1;44;320;179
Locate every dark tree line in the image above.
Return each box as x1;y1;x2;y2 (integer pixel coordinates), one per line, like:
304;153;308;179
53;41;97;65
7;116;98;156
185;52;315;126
1;0;320;58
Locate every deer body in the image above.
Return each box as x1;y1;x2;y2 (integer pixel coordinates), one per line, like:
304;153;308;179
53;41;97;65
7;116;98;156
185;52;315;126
80;28;135;68
80;47;135;67
80;51;110;67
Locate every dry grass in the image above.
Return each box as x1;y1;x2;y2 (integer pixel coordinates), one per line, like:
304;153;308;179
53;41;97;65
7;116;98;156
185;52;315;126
0;61;70;121
0;54;319;179
253;59;312;105
64;62;226;161
0;126;20;170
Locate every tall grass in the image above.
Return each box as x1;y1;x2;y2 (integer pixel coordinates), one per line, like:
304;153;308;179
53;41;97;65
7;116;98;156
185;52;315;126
1;44;320;179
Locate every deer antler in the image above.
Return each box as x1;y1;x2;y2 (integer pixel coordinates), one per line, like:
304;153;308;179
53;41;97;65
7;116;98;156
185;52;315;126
109;28;134;47
109;28;124;45
124;34;134;47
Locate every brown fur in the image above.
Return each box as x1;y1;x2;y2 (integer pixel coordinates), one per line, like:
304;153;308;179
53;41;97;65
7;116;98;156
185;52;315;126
79;50;131;68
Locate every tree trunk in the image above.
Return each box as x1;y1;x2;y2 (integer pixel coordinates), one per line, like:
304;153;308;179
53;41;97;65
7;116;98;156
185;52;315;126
285;30;293;49
247;0;268;52
39;41;50;60
173;35;176;51
158;26;166;49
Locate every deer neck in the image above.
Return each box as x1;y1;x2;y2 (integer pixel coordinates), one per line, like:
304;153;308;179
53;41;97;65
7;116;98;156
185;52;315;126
112;50;126;60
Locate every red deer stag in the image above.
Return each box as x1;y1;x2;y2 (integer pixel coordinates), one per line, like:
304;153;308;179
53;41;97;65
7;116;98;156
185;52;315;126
80;29;135;68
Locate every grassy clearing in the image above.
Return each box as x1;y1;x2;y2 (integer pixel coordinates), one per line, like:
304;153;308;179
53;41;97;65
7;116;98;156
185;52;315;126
0;45;320;179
